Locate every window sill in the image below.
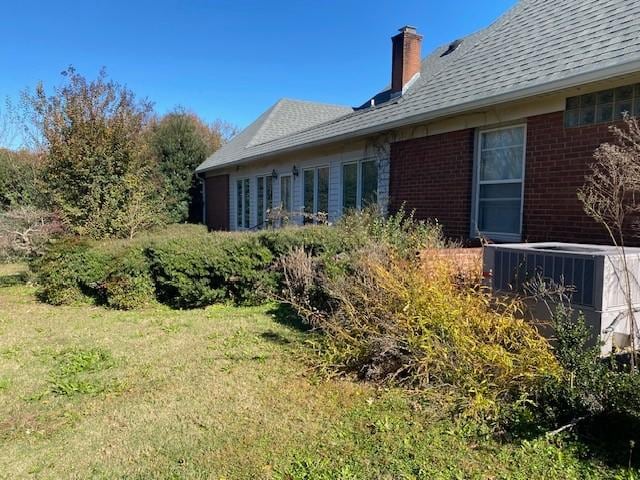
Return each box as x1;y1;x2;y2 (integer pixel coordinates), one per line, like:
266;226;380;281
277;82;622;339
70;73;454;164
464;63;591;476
475;231;522;243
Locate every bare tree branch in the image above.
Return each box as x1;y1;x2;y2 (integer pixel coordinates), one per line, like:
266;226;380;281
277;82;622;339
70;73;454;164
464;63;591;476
578;114;640;368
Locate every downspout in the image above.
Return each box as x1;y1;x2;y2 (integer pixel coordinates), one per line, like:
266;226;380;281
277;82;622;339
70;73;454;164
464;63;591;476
195;172;206;226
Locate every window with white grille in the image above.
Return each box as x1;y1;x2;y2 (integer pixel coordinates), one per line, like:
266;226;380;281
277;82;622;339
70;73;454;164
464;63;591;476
474;126;526;240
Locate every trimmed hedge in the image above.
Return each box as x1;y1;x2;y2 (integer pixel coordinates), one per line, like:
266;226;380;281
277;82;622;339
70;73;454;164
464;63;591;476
257;225;346;258
34;239;114;305
33;209;444;310
102;248;155;310
32;225;341;309
147;235;274;308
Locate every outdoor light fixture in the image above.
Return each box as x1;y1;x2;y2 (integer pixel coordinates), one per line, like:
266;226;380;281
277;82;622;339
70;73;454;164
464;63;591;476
292;165;299;177
271;169;278;179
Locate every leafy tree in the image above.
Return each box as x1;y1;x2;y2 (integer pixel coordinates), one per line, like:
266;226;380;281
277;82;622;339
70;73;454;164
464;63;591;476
149;110;236;223
0;97;19;148
0;148;44;208
23;66;163;238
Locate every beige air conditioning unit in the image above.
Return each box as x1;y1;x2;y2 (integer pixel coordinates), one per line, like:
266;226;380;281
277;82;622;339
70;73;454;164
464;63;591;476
483;242;640;356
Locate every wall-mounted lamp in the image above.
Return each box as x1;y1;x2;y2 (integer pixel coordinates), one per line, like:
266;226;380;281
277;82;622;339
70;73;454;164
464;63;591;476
271;169;278;179
292;165;299;177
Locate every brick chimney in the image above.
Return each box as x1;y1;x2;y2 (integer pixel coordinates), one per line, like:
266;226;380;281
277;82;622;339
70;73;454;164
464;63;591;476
391;26;423;94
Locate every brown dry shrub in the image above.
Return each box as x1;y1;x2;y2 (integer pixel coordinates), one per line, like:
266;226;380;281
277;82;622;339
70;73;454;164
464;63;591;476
280;244;559;421
0;207;64;261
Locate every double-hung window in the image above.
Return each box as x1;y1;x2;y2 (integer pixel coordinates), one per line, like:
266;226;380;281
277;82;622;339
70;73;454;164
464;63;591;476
475;126;526;241
236;178;250;229
303;166;329;224
342;159;378;212
256;175;273;228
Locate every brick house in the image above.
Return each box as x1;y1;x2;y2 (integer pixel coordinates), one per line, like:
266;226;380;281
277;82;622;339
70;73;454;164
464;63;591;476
196;0;640;244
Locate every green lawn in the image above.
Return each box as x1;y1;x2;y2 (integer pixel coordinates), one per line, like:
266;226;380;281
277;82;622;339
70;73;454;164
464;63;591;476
0;264;634;479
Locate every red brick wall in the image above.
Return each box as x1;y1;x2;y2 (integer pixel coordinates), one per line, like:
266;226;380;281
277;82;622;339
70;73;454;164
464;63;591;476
523;111;616;244
389;129;475;239
389;113;627;244
204;174;229;231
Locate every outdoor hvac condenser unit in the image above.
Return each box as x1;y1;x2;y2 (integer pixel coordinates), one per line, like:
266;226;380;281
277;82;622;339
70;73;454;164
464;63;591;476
483;242;640;356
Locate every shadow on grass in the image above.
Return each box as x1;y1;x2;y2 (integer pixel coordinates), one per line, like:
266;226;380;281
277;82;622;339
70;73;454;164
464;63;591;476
260;330;292;345
511;412;640;469
570;413;640;469
267;303;311;333
0;271;29;287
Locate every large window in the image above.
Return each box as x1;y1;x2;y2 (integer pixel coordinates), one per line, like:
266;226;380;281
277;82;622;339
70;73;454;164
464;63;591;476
303;166;329;224
565;83;640;127
236;178;250;229
475;126;525;240
280;175;292;212
342;160;378;212
256;175;273;227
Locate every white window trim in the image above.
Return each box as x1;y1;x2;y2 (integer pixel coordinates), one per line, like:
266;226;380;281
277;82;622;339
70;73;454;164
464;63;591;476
470;124;527;242
340;158;378;213
235;177;251;230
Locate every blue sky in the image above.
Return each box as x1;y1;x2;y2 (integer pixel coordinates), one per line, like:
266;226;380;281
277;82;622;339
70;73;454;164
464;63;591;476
1;0;517;132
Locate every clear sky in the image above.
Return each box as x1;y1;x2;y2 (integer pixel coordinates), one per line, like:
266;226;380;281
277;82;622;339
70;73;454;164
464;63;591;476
1;0;517;133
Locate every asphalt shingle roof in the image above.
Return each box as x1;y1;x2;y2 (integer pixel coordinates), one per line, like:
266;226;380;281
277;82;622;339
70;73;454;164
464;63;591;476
196;99;352;172
197;0;640;173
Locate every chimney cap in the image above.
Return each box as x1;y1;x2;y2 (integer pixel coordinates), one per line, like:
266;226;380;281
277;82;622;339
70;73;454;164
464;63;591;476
398;25;418;34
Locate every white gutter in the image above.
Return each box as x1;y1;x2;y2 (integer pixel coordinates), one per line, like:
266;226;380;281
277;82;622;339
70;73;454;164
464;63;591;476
197;57;640;174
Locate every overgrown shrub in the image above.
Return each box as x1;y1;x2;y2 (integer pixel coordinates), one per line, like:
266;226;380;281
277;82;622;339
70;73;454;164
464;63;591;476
32;238;156;308
25;67;163;239
258;207;445;262
279;245;559;422
335;206;449;257
0;207;64;261
517;303;640;435
33;228;288;309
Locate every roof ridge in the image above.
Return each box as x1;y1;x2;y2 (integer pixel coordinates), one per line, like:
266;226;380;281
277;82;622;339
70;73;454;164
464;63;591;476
245;98;354;148
250;110;359;149
251;94;410;149
246;99;286;149
277;97;352;109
